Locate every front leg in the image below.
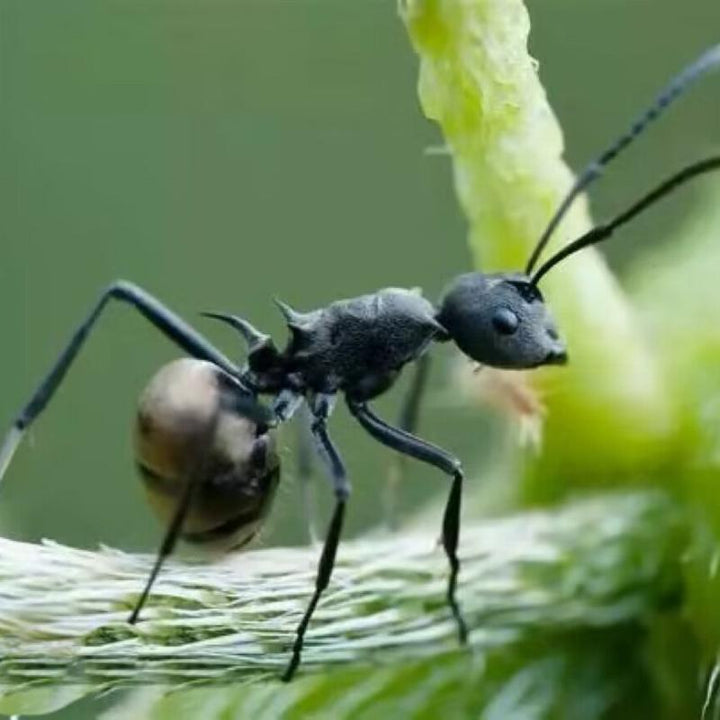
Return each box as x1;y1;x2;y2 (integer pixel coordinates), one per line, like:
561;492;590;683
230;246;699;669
283;393;350;682
347;398;467;644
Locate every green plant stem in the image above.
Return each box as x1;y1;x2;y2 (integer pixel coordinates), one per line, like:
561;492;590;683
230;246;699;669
0;492;683;715
401;0;675;490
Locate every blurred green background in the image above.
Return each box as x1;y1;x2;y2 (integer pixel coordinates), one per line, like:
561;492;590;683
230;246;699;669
0;0;719;613
1;1;720;718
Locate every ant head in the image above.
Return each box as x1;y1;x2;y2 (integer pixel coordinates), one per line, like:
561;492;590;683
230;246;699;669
437;272;567;369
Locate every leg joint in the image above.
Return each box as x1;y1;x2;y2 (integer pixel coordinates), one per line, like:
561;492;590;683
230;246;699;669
107;278;140;296
335;484;351;502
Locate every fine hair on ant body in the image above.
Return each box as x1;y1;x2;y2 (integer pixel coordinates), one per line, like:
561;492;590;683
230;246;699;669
1;44;719;682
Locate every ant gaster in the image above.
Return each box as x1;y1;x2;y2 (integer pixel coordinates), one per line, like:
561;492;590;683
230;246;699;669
1;44;719;682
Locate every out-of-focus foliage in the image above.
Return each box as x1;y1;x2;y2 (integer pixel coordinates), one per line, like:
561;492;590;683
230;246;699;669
627;188;720;676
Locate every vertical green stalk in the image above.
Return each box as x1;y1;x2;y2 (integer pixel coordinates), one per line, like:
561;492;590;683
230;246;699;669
400;0;677;497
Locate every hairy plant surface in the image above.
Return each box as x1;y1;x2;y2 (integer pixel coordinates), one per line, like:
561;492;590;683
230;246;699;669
0;493;683;716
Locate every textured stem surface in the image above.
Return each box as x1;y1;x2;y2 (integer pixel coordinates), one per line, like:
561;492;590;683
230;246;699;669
0;492;683;715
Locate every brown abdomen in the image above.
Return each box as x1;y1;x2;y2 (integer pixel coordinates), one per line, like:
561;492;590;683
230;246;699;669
134;358;279;551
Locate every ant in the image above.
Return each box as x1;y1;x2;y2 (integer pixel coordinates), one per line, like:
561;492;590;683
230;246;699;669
0;44;719;682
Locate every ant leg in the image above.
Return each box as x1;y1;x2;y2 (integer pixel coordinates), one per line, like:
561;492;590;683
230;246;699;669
296;402;320;545
0;280;262;485
347;398;467;644
129;407;221;624
283;393;349;682
271;388;304;423
386;354;431;530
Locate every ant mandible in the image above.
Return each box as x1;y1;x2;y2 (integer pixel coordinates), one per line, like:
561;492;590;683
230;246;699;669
1;44;719;682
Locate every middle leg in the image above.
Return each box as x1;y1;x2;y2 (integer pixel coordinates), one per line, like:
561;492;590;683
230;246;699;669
347;398;467;644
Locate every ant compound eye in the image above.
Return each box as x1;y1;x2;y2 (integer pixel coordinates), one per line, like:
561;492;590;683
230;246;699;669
492;307;519;335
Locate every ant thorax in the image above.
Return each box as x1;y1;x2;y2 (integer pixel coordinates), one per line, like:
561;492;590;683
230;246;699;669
275;288;445;401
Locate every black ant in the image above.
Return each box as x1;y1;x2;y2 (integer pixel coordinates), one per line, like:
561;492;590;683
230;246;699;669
1;44;719;682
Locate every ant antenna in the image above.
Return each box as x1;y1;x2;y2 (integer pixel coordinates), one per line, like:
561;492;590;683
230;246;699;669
525;43;720;275
530;156;720;285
